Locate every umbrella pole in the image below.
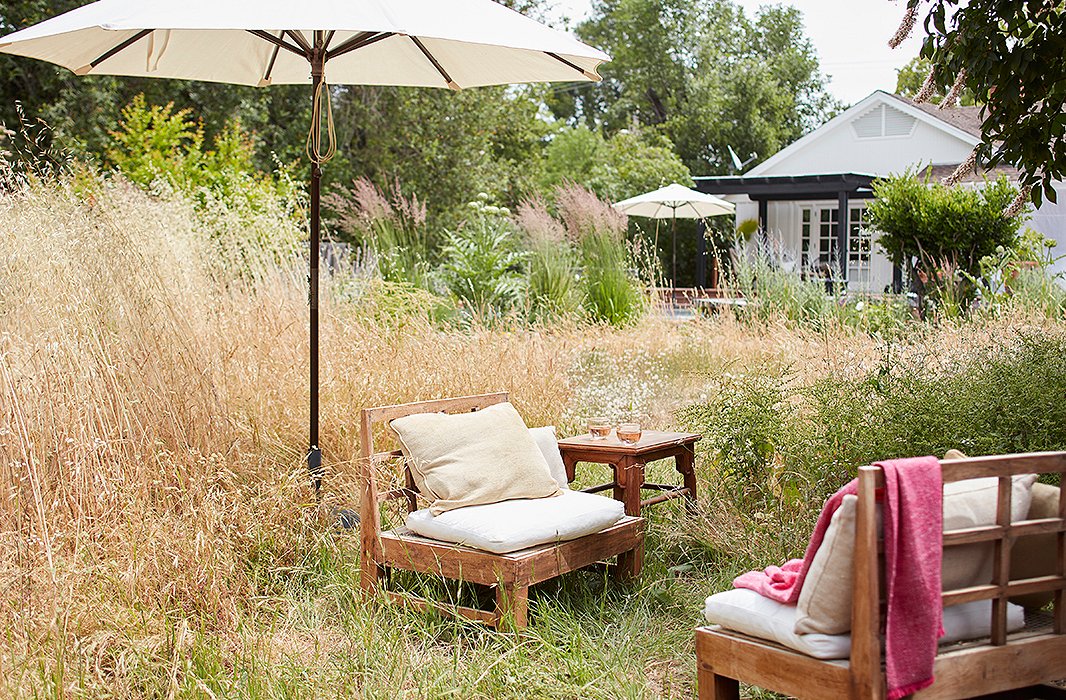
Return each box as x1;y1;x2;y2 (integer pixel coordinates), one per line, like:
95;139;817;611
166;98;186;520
671;213;677;294
308;43;324;492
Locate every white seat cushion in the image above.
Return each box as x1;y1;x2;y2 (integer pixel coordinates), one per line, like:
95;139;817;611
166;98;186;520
406;489;625;554
704;588;1026;661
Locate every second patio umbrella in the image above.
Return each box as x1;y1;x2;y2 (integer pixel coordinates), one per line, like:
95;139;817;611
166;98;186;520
614;183;734;288
0;0;609;486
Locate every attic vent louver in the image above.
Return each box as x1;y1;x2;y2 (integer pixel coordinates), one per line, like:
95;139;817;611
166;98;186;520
851;104;917;139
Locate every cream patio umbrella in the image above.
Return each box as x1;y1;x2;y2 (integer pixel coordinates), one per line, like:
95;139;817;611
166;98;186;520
0;0;609;489
613;183;734;288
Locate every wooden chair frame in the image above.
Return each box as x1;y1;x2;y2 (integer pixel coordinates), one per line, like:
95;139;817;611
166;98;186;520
358;392;645;630
696;452;1066;699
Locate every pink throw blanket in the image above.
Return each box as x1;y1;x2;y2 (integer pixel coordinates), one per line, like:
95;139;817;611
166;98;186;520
734;457;943;699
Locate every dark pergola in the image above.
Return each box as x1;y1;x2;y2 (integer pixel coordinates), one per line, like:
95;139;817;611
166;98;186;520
693;173;884;287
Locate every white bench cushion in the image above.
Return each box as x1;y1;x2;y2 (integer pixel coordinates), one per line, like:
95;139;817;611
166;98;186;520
406;489;625;554
704;588;1025;660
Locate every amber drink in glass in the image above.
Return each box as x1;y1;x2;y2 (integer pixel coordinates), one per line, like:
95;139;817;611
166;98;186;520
588;416;611;439
617;422;642;444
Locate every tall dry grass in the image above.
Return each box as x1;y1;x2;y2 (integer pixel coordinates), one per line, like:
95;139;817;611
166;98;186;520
3;173;1062;696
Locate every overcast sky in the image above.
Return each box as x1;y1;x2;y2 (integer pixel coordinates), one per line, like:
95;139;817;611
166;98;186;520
548;0;926;107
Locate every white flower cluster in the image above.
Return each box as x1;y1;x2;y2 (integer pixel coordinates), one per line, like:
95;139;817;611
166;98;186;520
563;347;668;425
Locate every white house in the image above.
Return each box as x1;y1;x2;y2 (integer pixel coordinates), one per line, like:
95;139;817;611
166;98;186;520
695;90;1066;292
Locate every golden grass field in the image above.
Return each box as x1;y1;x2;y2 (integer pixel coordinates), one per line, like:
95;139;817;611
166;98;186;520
2;177;1062;697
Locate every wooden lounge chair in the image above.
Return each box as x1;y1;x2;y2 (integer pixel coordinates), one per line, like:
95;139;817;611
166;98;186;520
358;392;645;630
696;451;1066;699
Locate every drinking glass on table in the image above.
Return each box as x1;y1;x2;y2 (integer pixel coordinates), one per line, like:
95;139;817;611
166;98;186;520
617;421;642;444
588;416;612;440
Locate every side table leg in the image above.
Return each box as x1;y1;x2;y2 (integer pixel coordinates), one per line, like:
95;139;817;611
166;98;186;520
676;448;698;513
562;453;578;485
620;457;643;517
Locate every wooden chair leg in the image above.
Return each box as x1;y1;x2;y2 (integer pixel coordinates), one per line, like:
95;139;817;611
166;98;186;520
494;583;529;631
360;553;383;595
615;539;644;582
698;665;740;700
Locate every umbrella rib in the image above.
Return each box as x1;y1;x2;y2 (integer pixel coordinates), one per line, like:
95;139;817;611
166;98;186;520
326;32;393;61
409;36;459;90
545;51;598;80
285;30;313;55
87;28;153;69
323;31;336;52
261;39;281;85
247;30;306;59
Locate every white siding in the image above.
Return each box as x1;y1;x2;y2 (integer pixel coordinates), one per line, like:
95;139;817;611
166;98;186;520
756;116;975;177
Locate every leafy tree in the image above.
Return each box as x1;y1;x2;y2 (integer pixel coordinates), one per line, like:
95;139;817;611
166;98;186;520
551;0;839;175
898;0;1066;206
542;123;691;200
895;56;975;106
329;84;549;226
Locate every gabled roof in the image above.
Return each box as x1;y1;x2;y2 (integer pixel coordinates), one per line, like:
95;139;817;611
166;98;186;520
745;90;982;177
884;93;983;138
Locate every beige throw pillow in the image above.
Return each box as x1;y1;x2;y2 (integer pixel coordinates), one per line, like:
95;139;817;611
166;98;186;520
1010;483;1061;609
794;463;1038;635
391;402;563;515
795;495;858;635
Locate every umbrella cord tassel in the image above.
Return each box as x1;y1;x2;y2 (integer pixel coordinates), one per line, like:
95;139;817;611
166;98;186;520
306;81;337;164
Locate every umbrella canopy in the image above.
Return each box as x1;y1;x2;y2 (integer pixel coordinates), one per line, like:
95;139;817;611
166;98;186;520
0;0;608;87
613;183;733;219
0;1;608;490
613;183;733;289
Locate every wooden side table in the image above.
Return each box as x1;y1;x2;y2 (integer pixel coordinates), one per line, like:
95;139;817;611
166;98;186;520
557;431;701;516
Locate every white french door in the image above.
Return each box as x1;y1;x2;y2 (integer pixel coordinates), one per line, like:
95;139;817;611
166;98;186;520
800;203;872;291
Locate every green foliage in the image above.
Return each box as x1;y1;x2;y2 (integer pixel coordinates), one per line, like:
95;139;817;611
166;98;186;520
971;228;1066;318
542;124;691;201
556;0;839;175
106;96;206;189
680;329;1066;509
908;0;1066;206
106;95;294;212
331;85;550;225
895;56;975;106
866;173;1025;309
438;196;527;318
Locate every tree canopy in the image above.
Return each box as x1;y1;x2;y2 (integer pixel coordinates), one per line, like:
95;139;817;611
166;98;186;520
902;0;1066;206
552;0;840;175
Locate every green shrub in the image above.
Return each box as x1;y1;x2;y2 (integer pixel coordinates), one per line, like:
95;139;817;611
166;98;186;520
438;196;527;319
866;173;1026;311
680;329;1066;511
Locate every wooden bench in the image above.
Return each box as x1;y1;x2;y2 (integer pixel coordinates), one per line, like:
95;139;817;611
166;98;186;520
696;452;1066;699
358;392;645;630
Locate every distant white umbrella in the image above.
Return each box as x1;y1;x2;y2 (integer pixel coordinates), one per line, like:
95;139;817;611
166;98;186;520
614;183;734;287
0;0;609;488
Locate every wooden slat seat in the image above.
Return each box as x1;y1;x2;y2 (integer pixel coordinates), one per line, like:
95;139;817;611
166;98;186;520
696;451;1066;699
359;392;645;630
